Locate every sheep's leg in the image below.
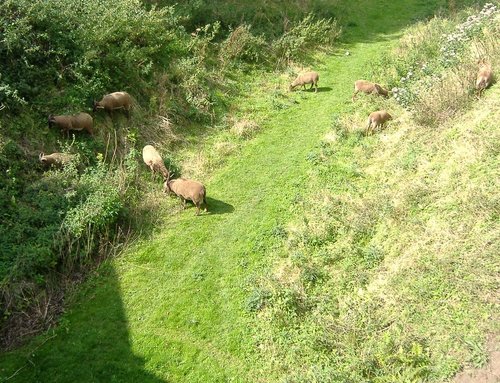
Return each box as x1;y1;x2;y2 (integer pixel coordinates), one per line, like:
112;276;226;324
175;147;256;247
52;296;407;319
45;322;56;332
203;197;208;212
474;88;481;100
181;198;186;209
352;90;358;102
314;82;318;93
195;204;200;216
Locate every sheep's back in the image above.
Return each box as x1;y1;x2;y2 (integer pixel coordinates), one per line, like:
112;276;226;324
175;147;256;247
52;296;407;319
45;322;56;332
72;113;93;128
142;145;162;164
171;179;205;202
355;80;375;91
104;92;131;108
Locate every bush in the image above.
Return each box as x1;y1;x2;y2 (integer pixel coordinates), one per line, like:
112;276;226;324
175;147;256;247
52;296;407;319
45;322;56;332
219;25;268;66
0;0;179;111
274;14;341;64
0;145;136;345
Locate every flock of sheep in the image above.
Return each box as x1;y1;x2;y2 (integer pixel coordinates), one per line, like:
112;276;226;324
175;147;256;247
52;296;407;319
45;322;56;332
40;91;209;215
40;61;493;216
291;57;493;136
289;72;395;134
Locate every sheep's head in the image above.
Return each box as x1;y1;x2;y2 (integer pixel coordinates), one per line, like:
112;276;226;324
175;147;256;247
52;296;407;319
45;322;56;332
375;84;389;97
48;114;55;127
163;180;171;194
163;171;173;194
39;152;48;164
92;100;100;112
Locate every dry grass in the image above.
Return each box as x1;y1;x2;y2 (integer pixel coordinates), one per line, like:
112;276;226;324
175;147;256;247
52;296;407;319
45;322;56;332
139;115;183;149
230;119;261;138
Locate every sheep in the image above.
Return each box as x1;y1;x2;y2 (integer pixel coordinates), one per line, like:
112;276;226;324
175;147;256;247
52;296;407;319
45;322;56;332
290;71;319;93
142;145;169;180
163;175;207;216
366;110;392;135
48;112;94;137
39;152;75;168
352;80;389;101
93;91;133;117
475;60;493;97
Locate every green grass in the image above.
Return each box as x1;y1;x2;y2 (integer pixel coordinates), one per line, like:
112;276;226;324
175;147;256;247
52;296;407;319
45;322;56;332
1;0;496;382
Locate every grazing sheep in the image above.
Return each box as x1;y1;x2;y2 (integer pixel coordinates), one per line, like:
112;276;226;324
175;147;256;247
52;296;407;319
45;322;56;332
142;145;169;180
39;152;75;168
48;112;94;137
93;91;133;117
290;71;319;93
366;110;392;135
163;176;207;216
476;60;493;97
352;80;389;101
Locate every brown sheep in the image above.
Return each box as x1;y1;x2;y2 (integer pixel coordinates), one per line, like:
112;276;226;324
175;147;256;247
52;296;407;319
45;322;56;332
39;152;75;168
142;145;169;180
366;110;392;135
163;176;207;216
93;91;133;117
476;60;493;97
48;113;93;137
352;80;389;101
290;71;319;92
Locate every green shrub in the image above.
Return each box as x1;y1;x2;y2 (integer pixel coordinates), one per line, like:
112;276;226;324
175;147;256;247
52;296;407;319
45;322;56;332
219;25;268;66
274;14;342;64
0;0;179;111
0;146;135;332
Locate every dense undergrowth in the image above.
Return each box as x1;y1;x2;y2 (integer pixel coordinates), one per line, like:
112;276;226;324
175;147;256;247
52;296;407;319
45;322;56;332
0;0;341;347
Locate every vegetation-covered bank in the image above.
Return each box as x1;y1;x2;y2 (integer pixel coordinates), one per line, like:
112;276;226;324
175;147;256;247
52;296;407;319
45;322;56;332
1;0;498;382
0;0;341;346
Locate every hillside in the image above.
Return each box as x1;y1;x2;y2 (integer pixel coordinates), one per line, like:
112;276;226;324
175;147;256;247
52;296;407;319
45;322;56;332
1;0;498;382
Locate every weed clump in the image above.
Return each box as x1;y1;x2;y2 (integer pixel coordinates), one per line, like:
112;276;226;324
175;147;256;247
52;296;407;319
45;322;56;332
383;3;499;126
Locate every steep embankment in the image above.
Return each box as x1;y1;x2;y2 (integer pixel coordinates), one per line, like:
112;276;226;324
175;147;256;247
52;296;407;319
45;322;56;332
1;1;495;382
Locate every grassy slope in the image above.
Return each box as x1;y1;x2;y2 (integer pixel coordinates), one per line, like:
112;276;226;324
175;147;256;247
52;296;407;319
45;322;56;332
0;1;493;382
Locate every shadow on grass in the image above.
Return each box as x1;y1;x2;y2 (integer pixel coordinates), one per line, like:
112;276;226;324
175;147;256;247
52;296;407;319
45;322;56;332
174;197;235;216
315;87;334;93
291;87;332;93
0;265;165;383
206;197;235;215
